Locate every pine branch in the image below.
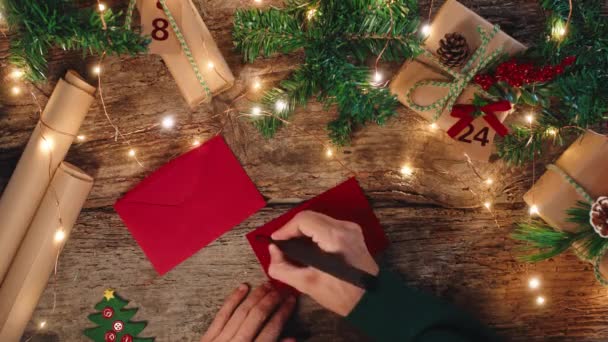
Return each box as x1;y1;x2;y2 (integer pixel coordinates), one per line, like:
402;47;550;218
5;0;148;81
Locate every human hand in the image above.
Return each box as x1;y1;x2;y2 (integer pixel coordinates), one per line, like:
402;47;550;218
268;210;379;317
200;283;296;342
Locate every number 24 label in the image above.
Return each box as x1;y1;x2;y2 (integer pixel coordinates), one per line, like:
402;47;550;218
457;124;491;146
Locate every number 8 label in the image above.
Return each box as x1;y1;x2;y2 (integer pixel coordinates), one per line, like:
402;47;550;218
152;18;170;41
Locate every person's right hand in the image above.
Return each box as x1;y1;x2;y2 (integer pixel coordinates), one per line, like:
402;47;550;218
268;210;379;317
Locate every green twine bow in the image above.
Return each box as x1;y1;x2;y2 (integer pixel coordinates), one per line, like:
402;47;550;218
125;0;212;98
546;164;608;286
406;25;504;121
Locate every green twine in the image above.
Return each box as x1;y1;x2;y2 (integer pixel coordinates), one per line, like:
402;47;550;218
405;25;504;121
124;0;212;98
546;164;608;285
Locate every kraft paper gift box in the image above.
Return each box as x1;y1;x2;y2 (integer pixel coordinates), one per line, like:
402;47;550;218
523;131;608;279
137;0;235;108
390;0;526;161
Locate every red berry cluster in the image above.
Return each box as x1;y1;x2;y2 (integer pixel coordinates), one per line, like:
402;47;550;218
474;56;577;90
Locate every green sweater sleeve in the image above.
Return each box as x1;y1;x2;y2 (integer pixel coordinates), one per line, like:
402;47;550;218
346;268;498;342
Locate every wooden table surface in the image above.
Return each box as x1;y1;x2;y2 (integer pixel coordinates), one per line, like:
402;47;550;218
1;0;607;341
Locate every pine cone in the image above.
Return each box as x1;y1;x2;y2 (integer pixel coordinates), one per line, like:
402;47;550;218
437;33;470;68
590;196;608;238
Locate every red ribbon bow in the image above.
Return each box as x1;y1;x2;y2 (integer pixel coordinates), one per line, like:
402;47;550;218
446;100;511;138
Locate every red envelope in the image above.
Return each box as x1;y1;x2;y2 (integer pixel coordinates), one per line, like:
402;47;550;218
246;178;389;293
115;136;265;275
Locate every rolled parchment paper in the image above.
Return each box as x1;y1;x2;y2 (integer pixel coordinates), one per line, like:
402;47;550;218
0;70;95;283
137;0;235;108
0;162;93;342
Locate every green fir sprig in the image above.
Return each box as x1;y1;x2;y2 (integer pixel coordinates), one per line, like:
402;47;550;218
4;0;148;82
233;0;422;145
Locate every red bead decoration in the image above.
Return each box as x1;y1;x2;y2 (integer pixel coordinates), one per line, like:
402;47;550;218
104;331;117;342
561;56;577;66
112;320;125;333
102;307;114;319
120;334;133;342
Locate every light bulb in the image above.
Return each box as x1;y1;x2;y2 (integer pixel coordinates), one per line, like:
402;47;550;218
77;135;86;142
525;114;534;124
546;128;557;136
192;139;201;147
10;69;24;79
251;106;262;116
429;123;438;130
92;65;101;75
421;23;431;37
207;62;215;69
128;149;136;157
307;8;317;20
529;205;539;216
484;201;492;209
54;229;66;243
161;116;175;129
373;71;383;84
252;80;261;90
98;3;107;11
40;138;54;152
485;178;493;185
529;277;540;289
39;321;47;329
11;86;21;96
400;165;413;177
275;100;287;112
326;148;333;157
536;296;545;305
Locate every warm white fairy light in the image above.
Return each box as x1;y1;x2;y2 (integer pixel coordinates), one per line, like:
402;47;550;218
92;65;102;75
552;21;567;40
77;135;86;142
252;80;262;91
207;62;215;69
54;229;66;243
546;128;557;136
10;69;24;80
39;321;47;329
275;100;287;112
485;178;494;185
373;71;383;84
11;86;21;96
161;116;175;129
536;296;545;305
40;138;54;152
400;165;413;177
483;201;492;210
128;149;136;157
252;106;262;116
98;3;107;12
326;148;333;158
529;277;541;289
192;139;201;147
307;8;317;20
529;204;539;216
254;0;262;3
429;123;438;130
421;23;431;37
525;114;535;124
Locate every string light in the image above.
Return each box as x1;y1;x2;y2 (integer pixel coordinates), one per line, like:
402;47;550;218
77;135;86;142
373;71;383;84
552;21;567;40
529;277;540;289
254;0;262;3
54;229;66;243
192;139;201;147
11;86;21;96
400;165;413;177
39;321;47;329
525;114;534;124
128;149;136;157
10;69;24;80
40;138;54;152
546;128;557;136
536;296;545;305
307;8;317;20
207;62;215;70
251;106;262;116
275;100;287;112
92;65;102;75
98;3;107;12
252;80;262;91
326;148;333;158
529;204;539;216
161;116;175;129
483;201;492;210
421;23;431;37
429;123;438;130
485;178;493;185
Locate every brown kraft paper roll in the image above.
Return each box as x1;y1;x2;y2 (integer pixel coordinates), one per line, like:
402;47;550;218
0;162;94;342
137;0;235;109
390;0;526;161
0;71;95;284
523;131;608;277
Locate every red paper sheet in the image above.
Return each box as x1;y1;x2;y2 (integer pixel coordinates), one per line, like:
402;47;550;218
115;136;265;275
246;178;389;293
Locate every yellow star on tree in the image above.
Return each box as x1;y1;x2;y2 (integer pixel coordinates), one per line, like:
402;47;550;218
103;288;115;301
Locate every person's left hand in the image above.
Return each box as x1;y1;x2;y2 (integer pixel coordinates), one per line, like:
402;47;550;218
200;283;297;342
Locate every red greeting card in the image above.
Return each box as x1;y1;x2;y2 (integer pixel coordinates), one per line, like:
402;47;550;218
246;178;389;293
115;136;265;275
